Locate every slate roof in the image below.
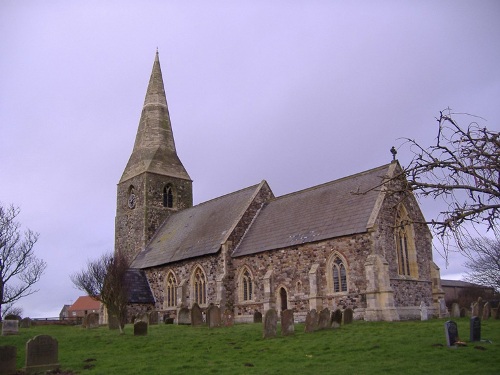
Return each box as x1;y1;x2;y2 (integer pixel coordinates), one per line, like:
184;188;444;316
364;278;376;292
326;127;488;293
232;163;393;257
124;269;155;304
131;182;265;269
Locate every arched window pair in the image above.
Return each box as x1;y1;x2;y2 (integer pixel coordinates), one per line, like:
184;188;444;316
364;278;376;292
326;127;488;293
163;185;174;208
239;267;254;302
328;252;348;294
165;272;177;308
395;206;418;277
192;266;207;305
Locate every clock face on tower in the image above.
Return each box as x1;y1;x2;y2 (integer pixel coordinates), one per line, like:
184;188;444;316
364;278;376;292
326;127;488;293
128;193;136;209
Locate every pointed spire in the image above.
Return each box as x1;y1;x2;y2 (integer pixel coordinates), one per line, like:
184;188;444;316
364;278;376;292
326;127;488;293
120;51;191;183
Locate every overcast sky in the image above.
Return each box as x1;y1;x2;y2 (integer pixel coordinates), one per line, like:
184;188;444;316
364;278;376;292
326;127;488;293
1;1;499;318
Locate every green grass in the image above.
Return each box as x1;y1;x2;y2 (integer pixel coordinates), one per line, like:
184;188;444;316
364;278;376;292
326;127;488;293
1;318;499;374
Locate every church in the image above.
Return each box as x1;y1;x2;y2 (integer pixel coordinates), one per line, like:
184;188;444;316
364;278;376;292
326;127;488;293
115;51;445;323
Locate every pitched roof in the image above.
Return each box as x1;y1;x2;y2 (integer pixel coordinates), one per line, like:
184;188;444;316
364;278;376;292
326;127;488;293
68;296;100;312
232;163;394;257
131;182;266;268
125;269;156;304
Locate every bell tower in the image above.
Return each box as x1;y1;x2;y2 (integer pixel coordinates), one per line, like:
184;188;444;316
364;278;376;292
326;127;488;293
115;51;193;263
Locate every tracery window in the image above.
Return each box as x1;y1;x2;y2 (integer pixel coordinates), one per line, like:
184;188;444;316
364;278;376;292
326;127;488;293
395;205;418;277
165;272;177;308
163;185;174;208
332;257;347;293
192;266;207;305
241;268;253;301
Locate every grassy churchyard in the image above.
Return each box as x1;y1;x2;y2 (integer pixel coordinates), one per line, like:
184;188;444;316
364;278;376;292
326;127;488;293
2;318;499;374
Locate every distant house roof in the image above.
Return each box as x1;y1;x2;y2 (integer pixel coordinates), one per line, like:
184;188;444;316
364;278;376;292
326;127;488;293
233;163;393;257
68;296;100;312
131;182;266;268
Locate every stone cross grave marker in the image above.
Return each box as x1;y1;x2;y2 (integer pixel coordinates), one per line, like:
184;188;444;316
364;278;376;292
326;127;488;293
343;308;354;324
0;345;17;375
134;321;148;336
281;309;294;336
470;316;481;342
331;309;343;328
450;303;460;318
178;307;190;325
25;335;59;374
304;309;318;333
191;303;203;326
207;305;221;328
253;310;262;323
263;309;278;339
318;308;330;330
444;320;459;347
222;309;234;327
1;320;19;336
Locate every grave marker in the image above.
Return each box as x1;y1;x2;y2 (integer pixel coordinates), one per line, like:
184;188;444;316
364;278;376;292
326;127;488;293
222;309;234;327
25;335;59;374
20;318;32;329
1;320;18;336
253;310;262;323
191;303;203;326
343;308;353;324
450;303;460;318
470;316;481;342
177;307;191;325
149;311;159;325
304;309;318;333
134;321;148;336
331;309;342;328
207;305;221;328
281;309;294;336
444;320;459;347
318;308;330;330
482;302;491;320
263;309;278;338
420;301;428;321
0;345;17;375
85;312;99;329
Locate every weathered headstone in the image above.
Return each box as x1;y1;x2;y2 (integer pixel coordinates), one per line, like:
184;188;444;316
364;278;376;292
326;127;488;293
191;303;203;326
164;316;174;324
20;318;32;329
253;310;262;323
108;315;120;330
304;309;318;333
138;313;149;323
281;309;294;336
2;320;19;336
472;302;479;317
470;316;481;342
177;307;191;325
420;301;428;321
0;345;17;375
445;320;459;347
331;309;342;328
477;297;484;319
25;335;59;374
318;308;330;330
439;298;448;317
85;312;100;329
482;302;491;320
134;321;148;336
460;307;467;318
207;305;221;328
222;309;234;327
343;308;353;324
263;309;278;338
450;303;460;318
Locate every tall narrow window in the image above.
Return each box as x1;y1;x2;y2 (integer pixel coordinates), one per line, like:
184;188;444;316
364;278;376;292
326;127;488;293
242;268;253;301
395;206;418;277
165;272;177;308
193;267;206;305
163;185;174;208
332;257;347;292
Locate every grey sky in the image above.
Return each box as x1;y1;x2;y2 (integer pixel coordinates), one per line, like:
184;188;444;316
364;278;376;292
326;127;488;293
1;1;499;317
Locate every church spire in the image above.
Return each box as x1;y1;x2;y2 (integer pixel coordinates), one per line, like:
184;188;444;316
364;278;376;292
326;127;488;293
119;51;191;183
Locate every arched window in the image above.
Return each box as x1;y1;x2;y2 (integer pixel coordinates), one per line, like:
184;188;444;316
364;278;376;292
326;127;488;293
164;272;177;308
395;206;418;277
239;267;254;302
192;266;207;305
163;185;174;208
327;252;348;294
279;287;288;311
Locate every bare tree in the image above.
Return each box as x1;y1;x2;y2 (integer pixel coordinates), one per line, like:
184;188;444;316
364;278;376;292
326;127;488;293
397;109;499;259
0;203;47;319
71;252;130;333
1;303;23;319
463;236;500;292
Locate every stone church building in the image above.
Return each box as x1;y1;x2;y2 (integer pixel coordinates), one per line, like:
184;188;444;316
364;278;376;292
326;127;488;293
115;52;445;323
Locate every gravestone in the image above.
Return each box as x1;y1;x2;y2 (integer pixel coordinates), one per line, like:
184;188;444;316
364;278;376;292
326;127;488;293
470;316;481;342
420;301;428;321
108;315;120;330
164;316;174;324
0;345;17;375
85;313;99;329
149;311;159;325
472;302;479;317
134;321;148;336
191;303;203;326
253;310;262;323
482;302;491;320
222;309;234;327
444;320;459;347
450;303;460;318
343;308;353;324
2;320;19;336
25;335;59;374
318;308;330;330
207;305;221;328
20;318;32;329
281;309;294;336
460;307;467;318
477;297;484;319
304;309;318;333
439;298;448;317
138;313;149;323
177;308;191;325
263;309;278;339
331;309;343;328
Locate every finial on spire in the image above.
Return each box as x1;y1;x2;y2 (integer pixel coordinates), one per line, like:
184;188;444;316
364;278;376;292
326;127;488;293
390;146;397;161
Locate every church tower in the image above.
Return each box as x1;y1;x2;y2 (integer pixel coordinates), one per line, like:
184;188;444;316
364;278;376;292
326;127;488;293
115;51;193;263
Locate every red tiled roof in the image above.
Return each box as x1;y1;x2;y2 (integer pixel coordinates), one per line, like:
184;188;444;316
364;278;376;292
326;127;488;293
68;296;100;312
